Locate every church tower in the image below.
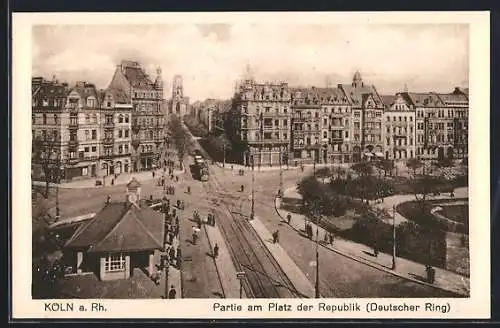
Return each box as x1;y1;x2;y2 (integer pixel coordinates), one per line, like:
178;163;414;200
172;75;183;100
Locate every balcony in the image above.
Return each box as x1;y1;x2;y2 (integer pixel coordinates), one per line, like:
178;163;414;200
67;140;78;149
260;112;289;118
103;122;114;129
81;155;99;162
67;157;79;165
103;137;114;145
250;139;288;145
100;153;114;160
69;120;79;128
329;137;344;144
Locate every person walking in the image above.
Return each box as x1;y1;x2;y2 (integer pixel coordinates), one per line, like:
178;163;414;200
152;171;155;178
286;214;291;224
329;232;335;245
168;285;177;299
169;246;176;265
106;195;111;204
213;243;219;259
176;247;182;269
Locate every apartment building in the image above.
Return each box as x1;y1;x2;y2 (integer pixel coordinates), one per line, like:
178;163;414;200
230;77;292;167
107;60;165;171
381;93;416;160
99;87;133;176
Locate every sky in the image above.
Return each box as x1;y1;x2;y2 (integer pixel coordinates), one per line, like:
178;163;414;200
32;24;469;101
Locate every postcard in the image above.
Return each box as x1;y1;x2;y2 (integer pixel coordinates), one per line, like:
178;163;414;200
12;11;490;319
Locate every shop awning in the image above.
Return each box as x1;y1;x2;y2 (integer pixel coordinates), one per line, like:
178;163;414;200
374;152;384;157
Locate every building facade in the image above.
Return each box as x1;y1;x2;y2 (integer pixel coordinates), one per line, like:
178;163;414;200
230;77;292;167
107;60;165;171
32;77;68;182
99;87;133;176
381;93;416;160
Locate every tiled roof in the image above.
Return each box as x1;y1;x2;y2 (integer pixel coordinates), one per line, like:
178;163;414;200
123;66;155;90
70;82;99;101
340;84;384;108
380;95;397;108
406;92;444;107
437;93;468;105
65;201;164;252
108;87;131;104
34;82;68;100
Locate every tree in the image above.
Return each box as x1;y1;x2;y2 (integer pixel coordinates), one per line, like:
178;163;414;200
351;162;373;177
406;158;423;176
32;135;62;198
376;159;395;177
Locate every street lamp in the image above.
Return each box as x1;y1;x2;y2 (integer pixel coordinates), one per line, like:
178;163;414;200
279;150;284;198
250;155;255;220
313;201;320;298
392;204;397;270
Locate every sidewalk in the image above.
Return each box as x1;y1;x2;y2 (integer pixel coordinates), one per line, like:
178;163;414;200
204;223;247;298
33;167;185;189
249;217;316;298
274;197;470;297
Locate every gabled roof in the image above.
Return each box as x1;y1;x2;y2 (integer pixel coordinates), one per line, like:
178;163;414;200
65;201;164;253
380;95;397;108
107;87;131;104
406;92;444;108
339;84;384;108
122;66;155;90
436;93;468;106
69;82;99;102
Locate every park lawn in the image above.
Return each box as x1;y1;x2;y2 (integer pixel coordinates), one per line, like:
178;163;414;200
438;204;469;224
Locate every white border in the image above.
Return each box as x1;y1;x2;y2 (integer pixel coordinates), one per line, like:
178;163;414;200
12;11;490;319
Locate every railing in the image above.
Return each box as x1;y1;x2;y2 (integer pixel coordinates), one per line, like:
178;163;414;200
250;139;288;144
103;122;114;129
69;121;79;128
103;137;114;145
81;155;99;162
68;158;79;165
67;140;78;148
330;137;344;144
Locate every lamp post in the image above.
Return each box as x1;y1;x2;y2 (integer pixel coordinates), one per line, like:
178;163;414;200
314;201;320;298
223;142;226;168
392;204;397;270
250;155;255;220
279;150;284;198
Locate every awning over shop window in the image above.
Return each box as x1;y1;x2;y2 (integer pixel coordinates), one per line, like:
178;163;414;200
374;152;384;157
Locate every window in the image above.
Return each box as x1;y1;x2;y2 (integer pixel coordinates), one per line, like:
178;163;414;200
92;146;97;152
118;145;123;154
84;147;89;152
283;119;288;126
125;115;129;123
42;114;47;124
264;132;272;139
409;116;413;122
283;133;287;139
125;144;129;153
125;130;129;138
119;130;123;138
92;114;98;124
82;167;88;175
104;253;125;272
85;114;90;123
409;138;413;146
119;115;124;123
265;107;270;113
323;131;328;138
345;131;349;138
274;119;279;127
92;130;97;139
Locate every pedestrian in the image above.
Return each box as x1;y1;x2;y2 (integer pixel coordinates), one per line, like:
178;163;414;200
213;243;219;258
212;214;216;227
111;178;114;185
176;249;182;269
106;195;111;204
192;231;198;244
169;247;176;265
329;232;334;245
240;185;244;192
373;242;379;257
450;189;455;198
187;186;191;194
176;176;179;182
152;171;155;178
272;230;279;243
168;285;177;299
286;214;291;224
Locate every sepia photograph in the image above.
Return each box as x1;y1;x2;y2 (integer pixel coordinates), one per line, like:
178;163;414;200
12;12;490;319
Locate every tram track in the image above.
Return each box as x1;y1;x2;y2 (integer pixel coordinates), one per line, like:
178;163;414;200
202;167;303;298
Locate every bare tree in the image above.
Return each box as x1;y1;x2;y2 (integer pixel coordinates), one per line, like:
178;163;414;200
167;116;187;170
406;158;423;176
32;135;61;199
